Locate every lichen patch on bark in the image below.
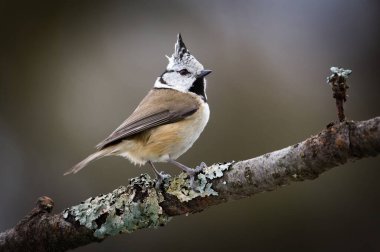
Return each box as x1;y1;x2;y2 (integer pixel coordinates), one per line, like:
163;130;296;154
166;162;234;202
63;174;171;238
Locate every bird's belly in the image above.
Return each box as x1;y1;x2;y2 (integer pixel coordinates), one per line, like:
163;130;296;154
117;103;209;164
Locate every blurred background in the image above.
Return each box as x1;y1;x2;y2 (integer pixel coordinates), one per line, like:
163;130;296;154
1;0;380;251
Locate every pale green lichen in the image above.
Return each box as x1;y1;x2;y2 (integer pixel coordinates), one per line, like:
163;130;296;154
62;163;233;237
63;174;171;238
327;67;352;84
329;67;352;78
167;162;234;202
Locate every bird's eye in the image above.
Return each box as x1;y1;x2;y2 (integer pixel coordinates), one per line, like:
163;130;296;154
179;69;190;75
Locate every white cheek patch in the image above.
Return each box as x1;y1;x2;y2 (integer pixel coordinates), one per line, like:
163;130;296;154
154;72;196;93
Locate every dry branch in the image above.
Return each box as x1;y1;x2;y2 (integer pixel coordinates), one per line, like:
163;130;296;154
327;67;352;122
1;117;379;252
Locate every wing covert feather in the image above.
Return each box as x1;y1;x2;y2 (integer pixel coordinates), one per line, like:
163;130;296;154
96;89;199;149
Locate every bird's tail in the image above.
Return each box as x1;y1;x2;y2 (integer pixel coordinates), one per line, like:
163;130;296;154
64;149;110;175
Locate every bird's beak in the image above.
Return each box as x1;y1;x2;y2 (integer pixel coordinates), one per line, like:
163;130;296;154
197;69;212;78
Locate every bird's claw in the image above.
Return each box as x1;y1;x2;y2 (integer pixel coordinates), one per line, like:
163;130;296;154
154;171;171;190
187;162;207;190
195;162;207;173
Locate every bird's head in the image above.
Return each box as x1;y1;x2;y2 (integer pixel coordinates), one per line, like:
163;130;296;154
154;34;212;100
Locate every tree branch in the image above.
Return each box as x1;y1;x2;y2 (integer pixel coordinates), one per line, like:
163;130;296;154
1;117;379;252
1;67;379;251
327;67;352;122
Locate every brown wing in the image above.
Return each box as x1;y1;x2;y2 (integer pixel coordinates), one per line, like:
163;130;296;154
96;89;199;150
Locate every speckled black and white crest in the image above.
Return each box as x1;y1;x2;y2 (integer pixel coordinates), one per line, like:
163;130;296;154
166;34;204;74
175;34;188;59
154;34;207;95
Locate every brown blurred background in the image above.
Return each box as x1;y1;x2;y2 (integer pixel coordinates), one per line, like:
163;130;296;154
1;0;380;251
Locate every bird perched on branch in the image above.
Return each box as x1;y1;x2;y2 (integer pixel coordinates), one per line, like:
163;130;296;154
64;34;212;184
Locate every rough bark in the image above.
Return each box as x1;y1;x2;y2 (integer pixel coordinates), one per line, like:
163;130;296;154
0;117;379;252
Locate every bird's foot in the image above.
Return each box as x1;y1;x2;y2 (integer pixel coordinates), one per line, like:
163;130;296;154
154;171;171;190
148;161;171;189
168;159;208;190
185;162;208;189
194;162;207;173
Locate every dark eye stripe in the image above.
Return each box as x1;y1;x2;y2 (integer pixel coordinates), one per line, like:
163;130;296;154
179;69;190;75
161;70;174;76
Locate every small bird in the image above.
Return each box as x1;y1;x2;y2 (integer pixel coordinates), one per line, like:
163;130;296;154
64;34;212;183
